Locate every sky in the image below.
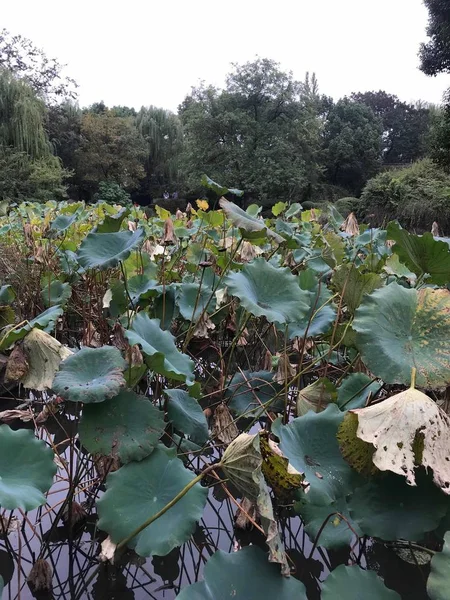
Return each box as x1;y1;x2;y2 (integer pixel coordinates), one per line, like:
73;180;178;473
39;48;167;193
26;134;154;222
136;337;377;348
3;0;449;111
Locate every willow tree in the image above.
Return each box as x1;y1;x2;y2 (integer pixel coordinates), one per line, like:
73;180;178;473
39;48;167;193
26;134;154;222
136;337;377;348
0;69;51;159
0;69;66;201
136;106;184;194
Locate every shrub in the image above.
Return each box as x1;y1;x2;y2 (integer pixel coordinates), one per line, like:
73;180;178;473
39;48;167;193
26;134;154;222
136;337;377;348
93;181;131;205
359;159;450;232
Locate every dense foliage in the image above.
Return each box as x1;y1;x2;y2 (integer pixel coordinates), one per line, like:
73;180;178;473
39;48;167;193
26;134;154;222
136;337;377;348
0;197;450;597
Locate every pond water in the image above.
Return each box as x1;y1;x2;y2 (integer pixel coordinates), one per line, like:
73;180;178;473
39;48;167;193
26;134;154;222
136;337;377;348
0;402;433;599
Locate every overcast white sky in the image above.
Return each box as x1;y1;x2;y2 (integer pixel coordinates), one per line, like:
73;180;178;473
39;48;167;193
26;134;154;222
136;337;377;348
3;0;449;111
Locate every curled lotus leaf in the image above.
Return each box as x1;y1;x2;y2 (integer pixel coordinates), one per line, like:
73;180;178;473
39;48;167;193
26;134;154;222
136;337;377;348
0;305;63;351
76;228;145;270
21;329;73;391
353;284;450;388
225;258;310;324
176;545;307;600
0;425;56;510
52;346;127;404
221;432;301;574
125;313;195;385
345;385;450;494
219;198;282;243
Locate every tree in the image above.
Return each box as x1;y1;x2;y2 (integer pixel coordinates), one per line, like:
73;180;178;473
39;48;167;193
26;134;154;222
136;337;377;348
351;91;431;164
420;0;450;76
136;106;184;196
323;99;382;194
0;70;66;201
0;70;51;158
0;29;77;101
75;109;146;199
179;58;323;204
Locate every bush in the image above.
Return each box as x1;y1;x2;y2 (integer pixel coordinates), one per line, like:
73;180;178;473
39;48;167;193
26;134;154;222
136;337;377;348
93;181;131;205
334;197;360;217
359;159;450;233
0;147;68;202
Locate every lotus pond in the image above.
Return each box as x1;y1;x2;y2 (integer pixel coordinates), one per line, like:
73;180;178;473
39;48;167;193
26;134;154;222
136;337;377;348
0;192;450;599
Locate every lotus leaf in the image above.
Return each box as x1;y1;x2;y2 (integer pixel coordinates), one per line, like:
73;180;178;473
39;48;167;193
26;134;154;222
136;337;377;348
348;471;448;540
125;313;195;385
225;370;283;419
52;346;127;403
331;263;383;315
165;389;209;444
272;404;360;503
219;198;283;243
21;328;73;391
347;386;450;493
0;426;56;510
40;279;72;308
337;373;382;411
0;305;63;351
176;545;307;599
322;565;400;599
97;447;208;557
353;284;450;388
76;228;144;270
79;390;165;463
226;258;310;324
387;221;450;285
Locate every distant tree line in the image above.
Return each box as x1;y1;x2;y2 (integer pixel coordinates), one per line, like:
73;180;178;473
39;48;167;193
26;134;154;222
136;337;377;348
1;21;450;230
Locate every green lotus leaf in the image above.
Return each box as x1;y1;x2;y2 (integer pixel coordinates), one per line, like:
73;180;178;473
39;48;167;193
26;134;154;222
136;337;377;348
201;175;243;197
0;575;3;597
219;198;283;244
331;263;383;315
0;305;63;351
40;278;72;308
387;221;450;285
127;274;159;306
279;269;336;339
97;447;208;557
177;284;213;321
154;285;178;329
348;471;449;541
337;373;382;411
176;545;307;599
94;206;129;233
125;313;195;385
165;389;209;444
52;346;127;403
0;306;14;328
225;258;310;324
285;202;302;218
294;488;360;550
225;370;283;419
353;283;450;388
272;404;359;503
79;390;165;463
76;228;145;270
427;531;450;600
0;285;15;304
322;565;400;600
0;426;56;510
50;212;79;233
383;253;416;282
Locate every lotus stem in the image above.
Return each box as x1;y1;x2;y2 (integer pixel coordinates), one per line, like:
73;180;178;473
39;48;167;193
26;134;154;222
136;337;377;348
410;367;417;389
116;462;220;551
